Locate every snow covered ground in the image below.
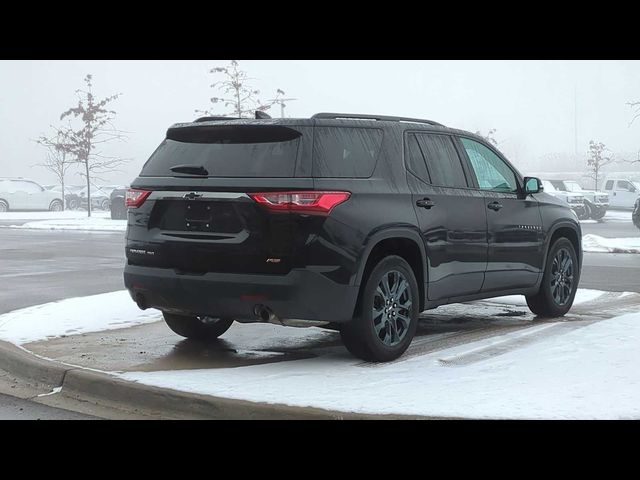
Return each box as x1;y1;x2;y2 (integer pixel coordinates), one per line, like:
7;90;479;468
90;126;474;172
0;211;125;232
121;312;640;419
0;291;160;344
2;288;640;419
604;209;634;223
583;234;640;254
0;210;111;220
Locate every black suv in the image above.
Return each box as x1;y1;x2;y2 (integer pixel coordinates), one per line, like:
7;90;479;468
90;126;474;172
124;113;582;362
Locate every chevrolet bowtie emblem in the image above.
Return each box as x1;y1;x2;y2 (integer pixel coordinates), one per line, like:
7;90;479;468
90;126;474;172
183;192;203;200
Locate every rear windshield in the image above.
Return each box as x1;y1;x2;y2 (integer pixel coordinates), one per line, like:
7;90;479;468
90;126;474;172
313;127;383;178
140;125;302;177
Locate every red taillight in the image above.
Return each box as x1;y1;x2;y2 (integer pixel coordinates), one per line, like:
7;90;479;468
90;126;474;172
248;191;351;215
125;189;152;208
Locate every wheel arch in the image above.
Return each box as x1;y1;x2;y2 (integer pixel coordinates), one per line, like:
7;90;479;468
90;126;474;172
0;198;9;210
545;221;582;271
354;227;428;313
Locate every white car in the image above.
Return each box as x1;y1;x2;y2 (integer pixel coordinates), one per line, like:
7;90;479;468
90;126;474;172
602;178;640;209
0;178;64;212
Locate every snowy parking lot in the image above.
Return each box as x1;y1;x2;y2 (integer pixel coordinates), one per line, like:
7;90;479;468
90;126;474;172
2;288;640;419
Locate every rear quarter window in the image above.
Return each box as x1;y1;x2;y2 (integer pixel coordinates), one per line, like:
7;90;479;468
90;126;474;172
312;127;383;178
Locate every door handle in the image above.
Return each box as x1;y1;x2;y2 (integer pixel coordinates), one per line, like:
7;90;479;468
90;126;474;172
487;201;503;211
416;198;435;209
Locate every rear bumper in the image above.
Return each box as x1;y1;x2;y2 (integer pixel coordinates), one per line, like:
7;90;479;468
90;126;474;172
124;264;359;323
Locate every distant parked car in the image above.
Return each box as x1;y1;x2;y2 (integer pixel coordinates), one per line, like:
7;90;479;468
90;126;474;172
541;180;588;220
78;185;120;210
548;180;609;220
633;197;640;230
47;185;85;210
0;178;64;212
602;178;640;209
110;186;127;219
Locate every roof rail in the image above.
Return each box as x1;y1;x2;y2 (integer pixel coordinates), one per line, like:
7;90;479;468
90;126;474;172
312;112;444;127
194;116;240;122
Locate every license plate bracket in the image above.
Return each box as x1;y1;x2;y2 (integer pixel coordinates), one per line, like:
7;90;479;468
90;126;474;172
185;202;213;230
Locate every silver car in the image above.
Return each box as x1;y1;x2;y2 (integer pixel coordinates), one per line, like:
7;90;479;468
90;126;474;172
0;178;64;212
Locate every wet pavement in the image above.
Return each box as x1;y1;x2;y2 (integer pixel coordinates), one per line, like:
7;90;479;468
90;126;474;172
23;290;640;374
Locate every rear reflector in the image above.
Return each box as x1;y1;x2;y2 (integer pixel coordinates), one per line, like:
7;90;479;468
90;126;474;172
249;191;350;215
126;189;152;208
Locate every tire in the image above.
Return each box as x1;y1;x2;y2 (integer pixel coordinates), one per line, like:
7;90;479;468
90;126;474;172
0;200;8;212
583;202;593;219
592;208;606;221
576;206;589;221
340;255;420;362
526;238;579;317
100;199;110;210
67;198;79;210
163;312;234;340
49;199;63;212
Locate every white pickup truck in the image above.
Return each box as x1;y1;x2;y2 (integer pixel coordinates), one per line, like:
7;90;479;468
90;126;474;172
541;180;588;220
602;178;640;209
548;180;609;220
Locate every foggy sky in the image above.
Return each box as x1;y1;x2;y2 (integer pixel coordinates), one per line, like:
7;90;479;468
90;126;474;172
1;60;639;186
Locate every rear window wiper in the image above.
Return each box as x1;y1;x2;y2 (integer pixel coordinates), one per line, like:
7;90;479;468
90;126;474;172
170;164;209;176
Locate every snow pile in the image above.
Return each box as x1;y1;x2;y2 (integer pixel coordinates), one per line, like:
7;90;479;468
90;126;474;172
121;310;640;419
0;291;161;344
583;234;640;254
0;211;111;220
4;215;126;232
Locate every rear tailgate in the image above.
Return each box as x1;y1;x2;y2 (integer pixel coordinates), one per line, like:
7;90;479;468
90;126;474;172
126;123;319;275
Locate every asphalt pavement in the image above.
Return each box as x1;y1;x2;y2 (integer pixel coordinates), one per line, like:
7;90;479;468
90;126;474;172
0;391;96;420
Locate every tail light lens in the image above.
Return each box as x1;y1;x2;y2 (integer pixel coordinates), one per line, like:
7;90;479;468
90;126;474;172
125;189;152;208
249;191;350;215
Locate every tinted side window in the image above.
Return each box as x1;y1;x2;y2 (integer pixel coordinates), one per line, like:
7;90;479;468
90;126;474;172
617;181;630;191
404;133;430;183
313;127;383;178
460;137;518;193
605;180;614;190
415;134;467;188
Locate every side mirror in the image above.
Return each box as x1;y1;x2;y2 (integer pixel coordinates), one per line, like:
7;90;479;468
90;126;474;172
524;177;543;194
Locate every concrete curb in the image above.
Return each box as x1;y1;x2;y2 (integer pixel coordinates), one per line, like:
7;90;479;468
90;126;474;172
0;340;430;419
0;341;68;387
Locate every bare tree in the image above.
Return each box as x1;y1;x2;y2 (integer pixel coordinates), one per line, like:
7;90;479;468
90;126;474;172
586;140;615;190
627;100;640;164
628;100;640;126
54;74;127;217
195;60;288;118
35;131;73;211
475;128;498;146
